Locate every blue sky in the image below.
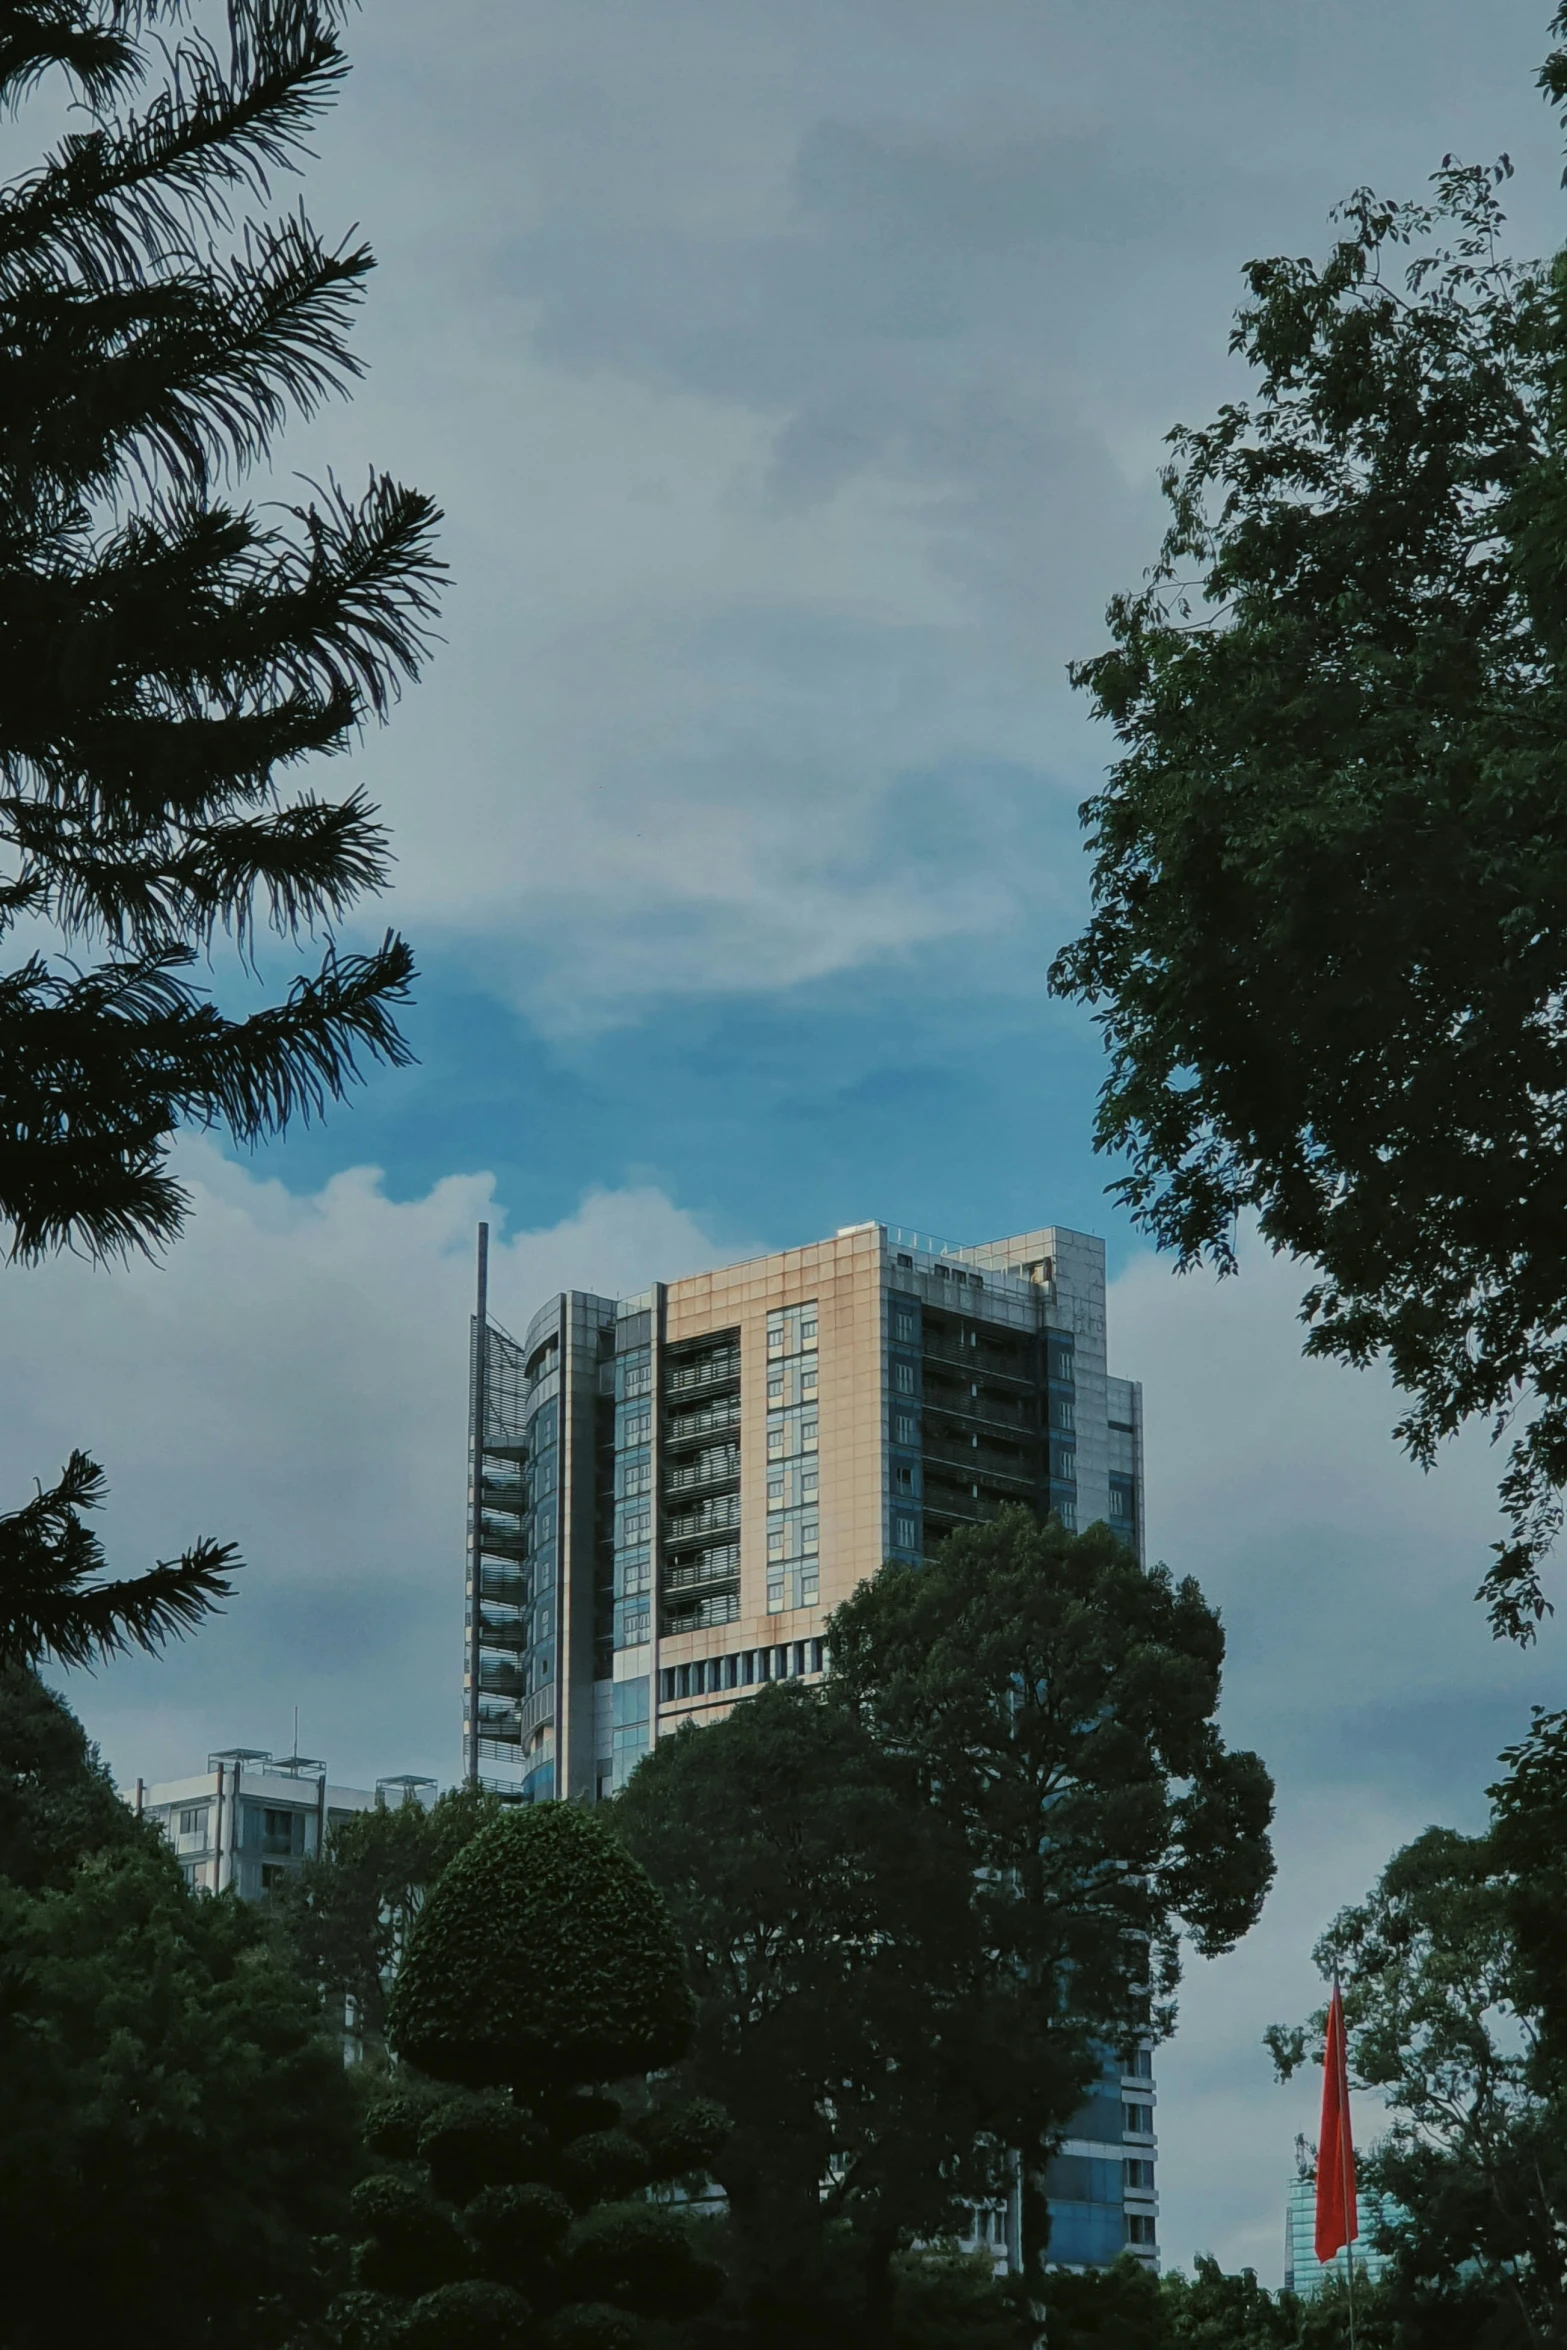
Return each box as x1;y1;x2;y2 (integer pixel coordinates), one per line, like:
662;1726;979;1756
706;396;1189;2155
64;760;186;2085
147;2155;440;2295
5;0;1567;2284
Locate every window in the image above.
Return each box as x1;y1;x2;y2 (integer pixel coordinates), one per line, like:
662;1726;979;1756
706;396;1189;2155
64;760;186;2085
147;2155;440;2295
767;1370;784;1400
1110;1484;1134;1519
894;1362;916;1394
1125;2046;1153;2078
768;1528;785;1558
767;1582;784;1613
768;1478;784;1506
801;1469;818;1500
1053;1396;1075;1431
894;1312;916;1343
801;1318;817;1349
622;1410;652;1445
621;1359;652;1397
178;1806;207;1838
767;1424;784;1457
895;1514;916;1547
802;1417;818;1451
801;1364;817;1395
621;1460;651;1496
1126;2215;1156;2247
1124;2103;1154;2136
895;1465;913;1490
894;1413;916;1445
1124;2160;1154;2190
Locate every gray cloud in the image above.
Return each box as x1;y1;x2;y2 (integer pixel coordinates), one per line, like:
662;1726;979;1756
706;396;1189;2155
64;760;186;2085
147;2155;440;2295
213;0;1565;1022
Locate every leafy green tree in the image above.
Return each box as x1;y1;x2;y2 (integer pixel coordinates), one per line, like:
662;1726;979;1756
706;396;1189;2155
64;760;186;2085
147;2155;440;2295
1041;2256;1388;2350
829;1510;1275;2283
272;1782;500;2057
0;0;441;1661
613;1680;1080;2339
333;1803;722;2349
1269;1806;1567;2346
0;1656;142;1884
1047;9;1567;1637
0;1674;361;2350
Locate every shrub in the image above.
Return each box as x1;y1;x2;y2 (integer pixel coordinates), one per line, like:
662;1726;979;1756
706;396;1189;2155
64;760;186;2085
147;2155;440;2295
464;2182;574;2283
400;2277;531;2349
419;2096;548;2201
388;1805;693;2093
562;2202;724;2320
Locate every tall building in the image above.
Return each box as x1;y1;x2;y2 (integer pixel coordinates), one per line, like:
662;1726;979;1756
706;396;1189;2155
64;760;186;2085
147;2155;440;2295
134;1750;434;1899
1283;2164;1395;2295
464;1214;1154;2268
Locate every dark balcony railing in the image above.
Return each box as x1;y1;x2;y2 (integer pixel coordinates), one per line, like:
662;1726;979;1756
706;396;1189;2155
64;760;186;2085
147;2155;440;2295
665;1495;741;1545
662;1546;741;1593
665;1352;741;1398
665;1397;741;1447
665;1447;740;1495
661;1589;742;1634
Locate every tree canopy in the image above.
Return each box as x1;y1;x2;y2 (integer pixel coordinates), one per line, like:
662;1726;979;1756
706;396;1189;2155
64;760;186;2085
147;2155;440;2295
613;1678;1079;2336
1048;10;1567;1638
1268;1723;1567;2348
0;0;440;1668
0;1670;360;2350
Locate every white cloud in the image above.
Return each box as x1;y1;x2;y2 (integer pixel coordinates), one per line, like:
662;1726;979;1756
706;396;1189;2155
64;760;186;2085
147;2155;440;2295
209;0;1564;1023
1110;1238;1563;2278
0;1141;732;1793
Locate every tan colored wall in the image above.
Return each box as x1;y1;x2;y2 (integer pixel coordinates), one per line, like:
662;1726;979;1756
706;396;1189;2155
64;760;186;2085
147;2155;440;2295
657;1224;886;1699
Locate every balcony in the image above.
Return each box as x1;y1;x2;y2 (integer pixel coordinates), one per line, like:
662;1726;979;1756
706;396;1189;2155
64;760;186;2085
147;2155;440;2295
664;1446;740;1496
664;1493;741;1544
661;1588;742;1635
665;1396;741;1447
663;1549;742;1596
664;1352;741;1400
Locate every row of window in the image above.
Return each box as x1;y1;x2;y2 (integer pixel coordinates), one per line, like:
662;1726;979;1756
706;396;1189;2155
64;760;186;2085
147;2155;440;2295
767;1305;820;1614
660;1639;826;1703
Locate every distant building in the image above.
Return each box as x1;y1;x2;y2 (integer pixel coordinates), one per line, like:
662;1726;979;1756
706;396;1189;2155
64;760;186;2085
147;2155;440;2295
1284;2157;1396;2295
465;1214;1157;2271
134;1750;435;1899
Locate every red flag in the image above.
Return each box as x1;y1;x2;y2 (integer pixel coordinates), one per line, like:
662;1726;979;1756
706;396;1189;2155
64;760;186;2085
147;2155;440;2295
1314;1978;1358;2265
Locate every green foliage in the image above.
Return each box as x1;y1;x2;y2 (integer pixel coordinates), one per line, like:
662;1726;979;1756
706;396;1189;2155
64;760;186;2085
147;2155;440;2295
0;1442;237;1670
1039;2256;1392;2349
0;1661;142;1886
274;1783;501;2056
1269;1738;1567;2346
0;0;443;1271
1048;20;1567;1635
829;1511;1274;2278
463;2181;574;2282
418;2094;548;2201
0;1797;360;2346
561;2200;724;2318
337;1800;717;2350
388;1801;694;2094
400;2278;531;2349
613;1675;1075;2323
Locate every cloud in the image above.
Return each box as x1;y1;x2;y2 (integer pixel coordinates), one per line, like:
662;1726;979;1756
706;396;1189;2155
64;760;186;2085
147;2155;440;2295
0;1142;732;1793
1109;1237;1562;2276
211;0;1562;1026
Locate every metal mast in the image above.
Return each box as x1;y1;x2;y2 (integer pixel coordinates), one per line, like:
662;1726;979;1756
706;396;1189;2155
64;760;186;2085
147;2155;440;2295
465;1221;489;1785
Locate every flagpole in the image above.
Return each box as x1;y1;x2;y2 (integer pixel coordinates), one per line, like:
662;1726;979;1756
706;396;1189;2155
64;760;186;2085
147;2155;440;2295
1336;1965;1358;2350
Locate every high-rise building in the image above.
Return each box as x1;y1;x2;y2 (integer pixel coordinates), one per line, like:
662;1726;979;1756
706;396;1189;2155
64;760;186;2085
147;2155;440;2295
1283;2165;1395;2295
464;1215;1154;2268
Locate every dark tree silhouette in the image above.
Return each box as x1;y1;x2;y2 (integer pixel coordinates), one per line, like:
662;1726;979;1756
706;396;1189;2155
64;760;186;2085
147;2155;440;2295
0;0;442;1664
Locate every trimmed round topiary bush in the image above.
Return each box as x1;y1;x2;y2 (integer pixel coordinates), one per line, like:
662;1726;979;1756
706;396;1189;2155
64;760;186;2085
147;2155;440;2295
542;2303;640;2350
631;2098;728;2182
388;1803;694;2093
418;2095;548;2201
400;2277;530;2349
464;2181;574;2283
561;2203;723;2319
349;2174;471;2297
557;2129;652;2211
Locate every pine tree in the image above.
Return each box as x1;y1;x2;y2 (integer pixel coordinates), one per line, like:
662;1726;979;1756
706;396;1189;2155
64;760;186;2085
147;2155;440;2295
0;0;443;1662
